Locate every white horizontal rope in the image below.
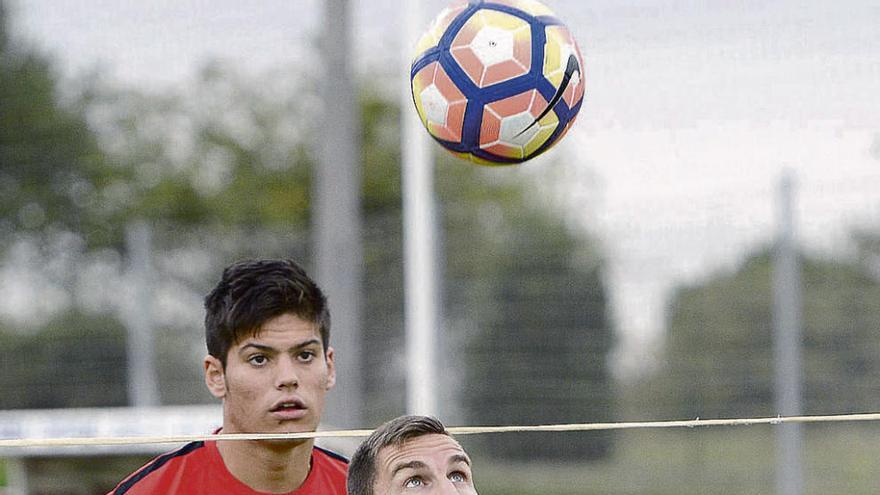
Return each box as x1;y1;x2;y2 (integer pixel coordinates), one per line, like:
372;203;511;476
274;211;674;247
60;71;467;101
2;412;880;449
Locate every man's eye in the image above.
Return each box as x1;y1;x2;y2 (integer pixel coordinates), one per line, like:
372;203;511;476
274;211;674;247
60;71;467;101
449;471;467;483
403;477;423;488
248;355;268;366
298;351;316;362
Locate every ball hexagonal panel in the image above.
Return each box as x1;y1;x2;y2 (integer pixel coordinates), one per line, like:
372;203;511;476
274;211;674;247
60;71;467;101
471;26;515;67
450;9;531;88
480;89;559;160
411;61;468;143
419;84;448;126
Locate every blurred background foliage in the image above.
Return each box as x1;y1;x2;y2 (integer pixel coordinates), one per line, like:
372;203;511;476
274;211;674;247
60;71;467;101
0;1;106;246
639;251;880;421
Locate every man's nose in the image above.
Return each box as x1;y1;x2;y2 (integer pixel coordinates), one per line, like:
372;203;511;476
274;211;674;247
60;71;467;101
275;356;299;389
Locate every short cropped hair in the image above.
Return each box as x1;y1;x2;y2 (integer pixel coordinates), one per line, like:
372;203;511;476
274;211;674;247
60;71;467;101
204;258;330;366
347;416;449;495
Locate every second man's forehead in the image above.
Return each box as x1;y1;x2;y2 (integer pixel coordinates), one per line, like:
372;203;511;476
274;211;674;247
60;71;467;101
381;434;469;467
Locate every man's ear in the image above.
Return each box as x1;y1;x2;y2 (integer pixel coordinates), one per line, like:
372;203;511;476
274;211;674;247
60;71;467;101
204;355;227;399
325;347;336;391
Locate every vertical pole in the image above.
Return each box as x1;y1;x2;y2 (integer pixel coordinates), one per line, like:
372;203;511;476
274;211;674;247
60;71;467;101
315;0;363;428
125;220;160;407
402;0;438;416
773;170;804;495
5;457;28;495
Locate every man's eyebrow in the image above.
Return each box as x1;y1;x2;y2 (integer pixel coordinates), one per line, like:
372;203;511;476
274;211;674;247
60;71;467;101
239;343;275;353
239;339;321;353
294;338;322;349
391;460;427;478
449;454;471;466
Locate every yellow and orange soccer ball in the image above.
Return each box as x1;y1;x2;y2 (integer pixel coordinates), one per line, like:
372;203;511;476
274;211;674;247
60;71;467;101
410;0;585;165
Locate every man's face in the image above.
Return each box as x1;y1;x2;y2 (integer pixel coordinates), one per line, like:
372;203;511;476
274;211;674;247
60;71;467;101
204;313;336;436
373;434;478;495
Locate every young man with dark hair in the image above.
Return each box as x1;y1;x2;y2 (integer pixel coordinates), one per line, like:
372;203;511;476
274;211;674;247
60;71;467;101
348;415;479;495
109;258;347;494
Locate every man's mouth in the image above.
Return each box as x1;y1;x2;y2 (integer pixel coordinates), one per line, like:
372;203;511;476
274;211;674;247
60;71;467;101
270;399;308;420
271;399;306;412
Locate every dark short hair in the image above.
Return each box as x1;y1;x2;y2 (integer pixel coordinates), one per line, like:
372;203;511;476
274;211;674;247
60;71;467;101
347;416;449;495
204;258;330;366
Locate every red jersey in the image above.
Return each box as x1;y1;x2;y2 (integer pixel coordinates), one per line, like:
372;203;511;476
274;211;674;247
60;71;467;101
109;441;347;495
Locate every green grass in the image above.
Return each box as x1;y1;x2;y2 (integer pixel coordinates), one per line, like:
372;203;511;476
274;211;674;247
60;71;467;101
472;424;880;495
0;457;6;486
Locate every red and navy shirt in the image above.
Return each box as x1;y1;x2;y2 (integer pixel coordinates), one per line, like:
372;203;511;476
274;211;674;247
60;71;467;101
109;441;347;495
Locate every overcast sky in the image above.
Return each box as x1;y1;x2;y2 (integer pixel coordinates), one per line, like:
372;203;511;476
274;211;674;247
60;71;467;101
8;0;880;376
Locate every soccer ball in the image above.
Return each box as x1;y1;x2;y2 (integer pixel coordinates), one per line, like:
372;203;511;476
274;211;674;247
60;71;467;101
410;0;585;165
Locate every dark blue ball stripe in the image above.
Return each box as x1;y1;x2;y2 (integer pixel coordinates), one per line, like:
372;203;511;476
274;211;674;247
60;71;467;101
431;135;470;154
535;15;562;26
411;45;442;77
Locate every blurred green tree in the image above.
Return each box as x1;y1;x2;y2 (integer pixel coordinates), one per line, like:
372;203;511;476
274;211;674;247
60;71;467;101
0;310;128;409
854;228;880;278
76;61;317;249
0;0;107;242
459;209;613;461
0;0;128;408
653;249;880;420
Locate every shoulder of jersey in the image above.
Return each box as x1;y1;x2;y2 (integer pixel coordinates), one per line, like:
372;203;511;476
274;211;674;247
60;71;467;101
108;441;207;495
315;445;349;465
